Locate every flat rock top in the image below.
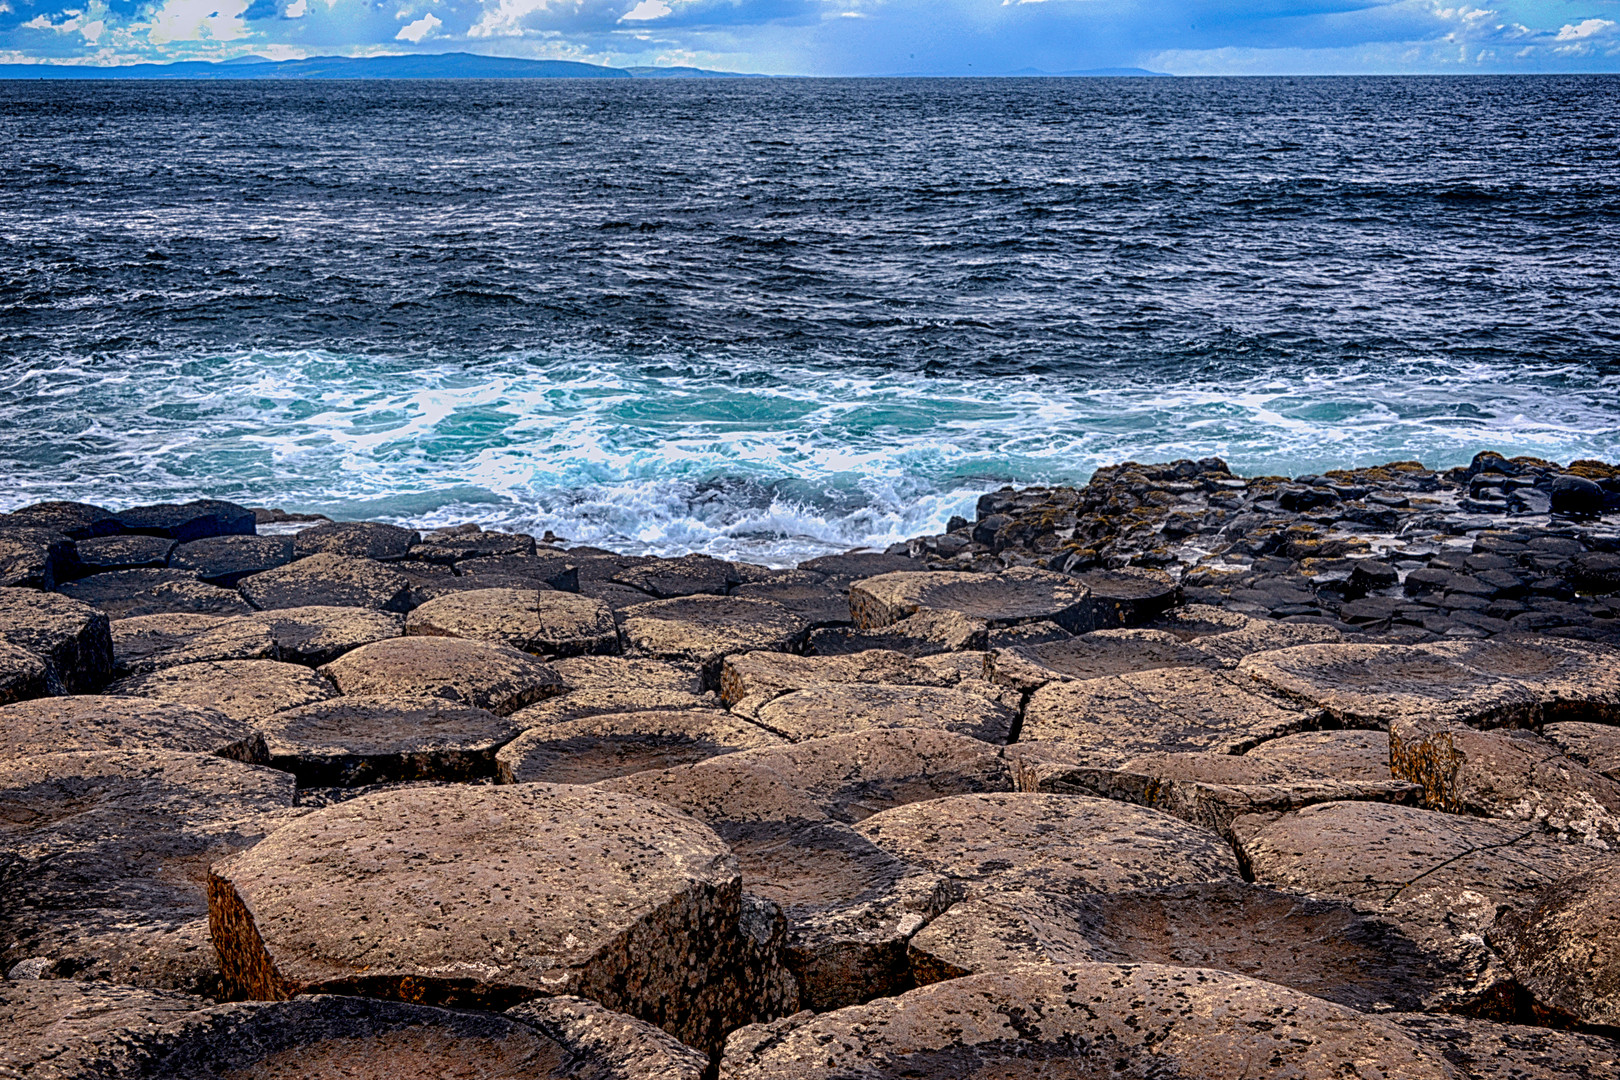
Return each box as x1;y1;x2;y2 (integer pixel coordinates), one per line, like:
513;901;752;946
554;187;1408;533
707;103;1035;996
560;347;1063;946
548;655;704;694
752;684;1015;745
260;695;518;758
719;963;1453;1080
236;606;405;665
238;553;412;613
109;659;336;723
210;784;737;997
1389;1013;1620;1080
719;648;954;708
1543;721;1620;780
111;613;276;676
0;695;260;761
495;708;785;785
854;792;1240;895
849;567;1092;631
406;589;616;656
991;628;1215;688
508;687;714;729
319;637;563;716
0;979;211;1078
1496;866;1620;1028
1244;729;1393;782
0;587;107;653
620;595;810;658
293;520;421;561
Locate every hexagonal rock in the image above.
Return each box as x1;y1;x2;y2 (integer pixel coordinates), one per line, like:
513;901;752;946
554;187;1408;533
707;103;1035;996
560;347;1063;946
718;964;1454;1080
168;535;295;587
612;554;740;598
907;882;1448;1013
1435;635;1620;725
238;554;413;613
207;784;745;1053
600;759;956;1012
319;637;563;716
0;640;49;704
806;609;988;658
116;500;255;542
849;568;1094;633
407;588;617;657
549;655;705;694
407;531;538;564
1544;721;1620;780
796;551;917;585
1390;717;1620;846
1022;666;1321;756
496;708;784;785
0;695;264;762
235;605;405;666
1237;643;1539;729
1244;729;1394;783
1236;800;1613;1014
987;628;1217;693
510;688;716;730
1390;1013;1620;1080
457;554;581;593
0;527;75;590
259;695;520;786
1;499;120;539
504;995;710;1080
719;649;956;709
1153;604;1343;666
0;587;112;694
751;684;1015;745
733;582;852;627
1071;566;1177;628
75;533;177;573
56;568;252;619
111;659;336;725
1493;866;1620;1029
855;792;1240;897
292;520;421;561
619;596;810;688
111;613;276;677
0;750;297;993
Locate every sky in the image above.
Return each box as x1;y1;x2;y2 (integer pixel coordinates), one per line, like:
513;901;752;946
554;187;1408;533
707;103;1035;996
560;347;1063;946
1;0;1617;75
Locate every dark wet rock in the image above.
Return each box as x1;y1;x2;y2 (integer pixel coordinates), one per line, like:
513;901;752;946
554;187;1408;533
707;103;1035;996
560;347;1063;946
110;659;336;725
504;994;711;1080
856;792;1239;896
1543;721;1620;780
794;551;917;586
1022;665;1321;756
576;578;661;611
987;628;1216;693
291;520;420;561
167;535;294;587
1152;604;1342;665
0;640;50;705
1550;474;1605;518
619;596;810;689
258;695;519;786
56;569;252;619
1351;559;1401;592
0;588;112;695
0;528;76;591
111;613;276;676
234;605;405;666
496;708;784;785
1237;800;1613;1014
719;648;955;709
509;688;715;729
1569;551;1620;594
238;553;413;613
320;636;563;716
73;534;176;573
1244;728;1394;782
549;654;705;694
406;588;617;657
116;501;255;543
908;881;1448;1013
0;750;297;994
0;500;120;540
407;530;538;564
611;554;739;598
719;964;1454;1080
1390;1012;1620;1080
457;553;581;593
1493;866;1620;1029
732;581;852;627
0;695;264;763
1071;566;1177;628
849;567;1094;633
805;608;988;657
208;783;750;1054
750;684;1015;745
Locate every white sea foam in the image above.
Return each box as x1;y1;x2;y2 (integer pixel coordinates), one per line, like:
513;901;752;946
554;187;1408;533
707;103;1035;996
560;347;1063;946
2;350;1618;564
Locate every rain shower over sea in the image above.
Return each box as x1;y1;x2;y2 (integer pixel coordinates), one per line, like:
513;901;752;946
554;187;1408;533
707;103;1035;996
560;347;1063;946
3;75;1618;562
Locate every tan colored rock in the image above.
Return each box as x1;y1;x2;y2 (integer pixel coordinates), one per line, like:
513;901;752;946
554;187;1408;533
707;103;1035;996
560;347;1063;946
0;979;210;1079
235;605;404;666
110;659;336;725
406;588;617;657
58;569;253;619
908;882;1450;1013
806;608;989;657
1071;566;1177;628
987;627;1216;693
1022;665;1320;756
1436;635;1620;724
719;649;954;708
1544;721;1620;780
1493;866;1620;1029
0;587;113;694
1389;1013;1620;1080
319;637;562;716
1154;604;1343;665
718;964;1454;1080
849;567;1094;632
75;533;176;573
292;520;420;561
504;995;710;1080
619;595;810;688
238;553;412;613
0;639;49;705
111;613;275;676
752;684;1015;745
549;655;704;694
407;531;537;564
855;792;1240;896
0;695;264;762
208;784;747;1054
260;695;520;786
1244;728;1394;782
732;581;851;627
496;708;785;785
612;554;739;598
0;527;73;590
509;687;715;729
0;751;297;994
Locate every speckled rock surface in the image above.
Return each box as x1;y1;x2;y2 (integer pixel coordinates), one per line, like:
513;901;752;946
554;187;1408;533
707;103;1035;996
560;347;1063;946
233;605;405;666
612;554;740;598
719;649;954;709
1390;1012;1620;1080
0;750;298;994
1493;866;1620;1029
406;588;617;657
208;784;748;1053
1153;604;1343;665
508;687;715;729
110;613;276;676
849;567;1094;633
0;528;75;591
548;655;705;694
258;695;520;786
0;979;210;1079
495;708;783;785
168;535;295;588
732;582;852;627
319;637;562;716
0;639;49;704
74;534;177;574
751;684;1015;745
805;609;989;657
0;588;112;694
618;596;810;688
1543;721;1620;780
0;695;264;762
57;569;253;619
2;500;120;540
986;627;1217;693
718;964;1455;1080
238;554;414;613
292;520;421;561
110;659;336;724
1244;728;1394;782
504;994;710;1080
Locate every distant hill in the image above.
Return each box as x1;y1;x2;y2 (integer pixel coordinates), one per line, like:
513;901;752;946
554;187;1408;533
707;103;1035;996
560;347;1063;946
624;65;767;78
0;53;762;80
1004;67;1171;77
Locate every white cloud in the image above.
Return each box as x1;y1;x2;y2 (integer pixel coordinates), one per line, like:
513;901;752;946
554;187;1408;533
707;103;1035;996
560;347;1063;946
145;0;252;42
22;3;110;42
0;2;13;13
395;10;441;40
285;0;306;15
620;0;671;21
467;0;549;38
1555;18;1614;41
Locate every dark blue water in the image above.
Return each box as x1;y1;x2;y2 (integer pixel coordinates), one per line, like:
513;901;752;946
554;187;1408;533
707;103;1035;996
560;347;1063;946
2;76;1618;560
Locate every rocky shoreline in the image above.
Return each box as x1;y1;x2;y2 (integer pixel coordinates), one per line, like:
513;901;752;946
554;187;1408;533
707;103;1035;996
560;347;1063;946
2;452;1618;1078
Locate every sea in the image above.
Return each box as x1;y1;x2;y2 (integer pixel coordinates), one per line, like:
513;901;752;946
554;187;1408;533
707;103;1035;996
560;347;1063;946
2;75;1618;563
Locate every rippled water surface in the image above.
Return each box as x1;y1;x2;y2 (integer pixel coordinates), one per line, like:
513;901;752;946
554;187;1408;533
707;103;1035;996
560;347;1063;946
2;76;1618;559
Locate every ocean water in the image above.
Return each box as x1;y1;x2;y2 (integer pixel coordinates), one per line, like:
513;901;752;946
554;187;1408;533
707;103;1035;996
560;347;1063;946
2;76;1618;561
